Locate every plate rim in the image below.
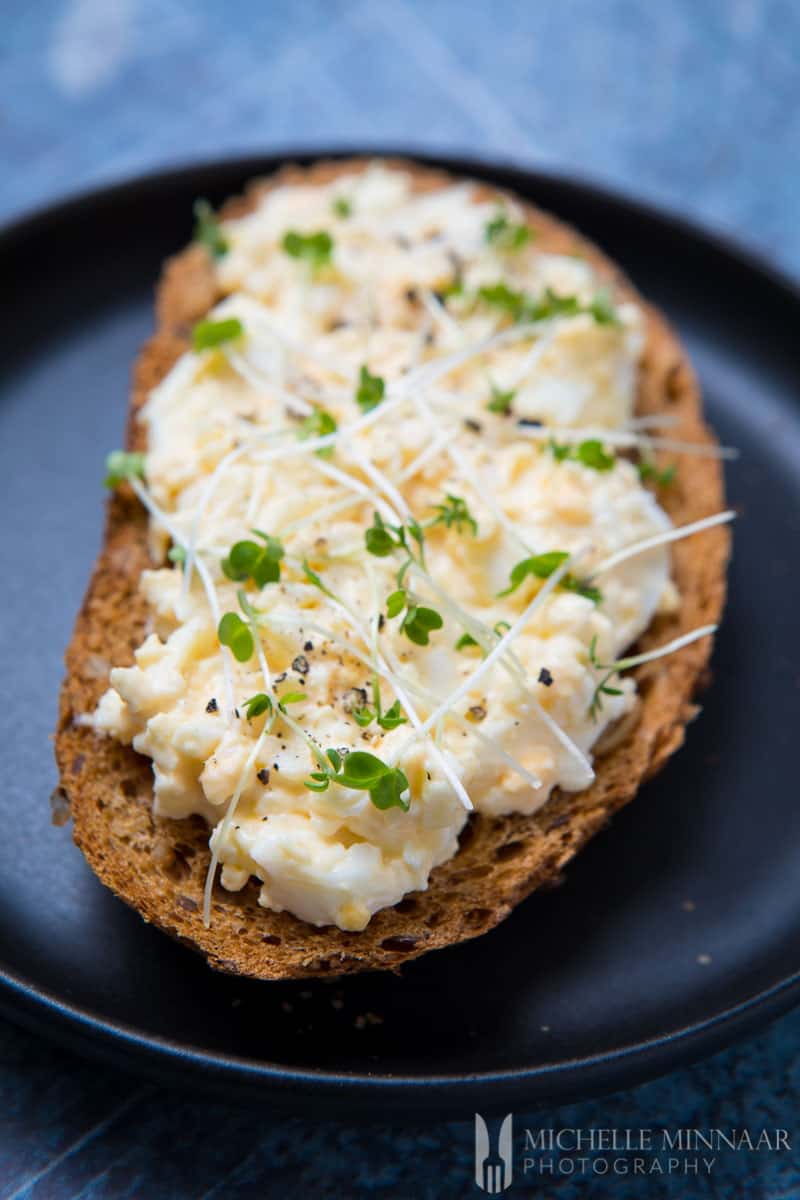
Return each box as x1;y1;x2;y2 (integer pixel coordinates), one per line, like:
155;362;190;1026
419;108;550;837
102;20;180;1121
3;147;799;1114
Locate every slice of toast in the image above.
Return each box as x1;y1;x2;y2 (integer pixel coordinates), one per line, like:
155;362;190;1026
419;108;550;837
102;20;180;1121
55;159;729;980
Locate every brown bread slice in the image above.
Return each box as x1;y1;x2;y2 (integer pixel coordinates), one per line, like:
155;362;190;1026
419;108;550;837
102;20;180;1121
55;159;730;980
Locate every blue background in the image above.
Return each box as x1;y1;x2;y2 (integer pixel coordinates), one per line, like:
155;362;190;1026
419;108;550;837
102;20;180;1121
2;1;799;1196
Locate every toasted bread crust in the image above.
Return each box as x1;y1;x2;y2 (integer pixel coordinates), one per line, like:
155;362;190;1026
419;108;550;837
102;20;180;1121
55;159;729;979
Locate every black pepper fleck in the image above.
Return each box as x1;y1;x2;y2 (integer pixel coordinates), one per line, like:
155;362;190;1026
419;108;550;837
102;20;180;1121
274;672;287;684
518;417;543;428
205;698;218;713
464;418;483;434
467;704;486;722
538;667;554;687
378;613;385;631
292;655;309;675
343;687;368;713
304;641;313;652
257;768;270;785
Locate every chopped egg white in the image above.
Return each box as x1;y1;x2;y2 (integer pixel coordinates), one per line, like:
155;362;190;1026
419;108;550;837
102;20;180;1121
94;163;678;932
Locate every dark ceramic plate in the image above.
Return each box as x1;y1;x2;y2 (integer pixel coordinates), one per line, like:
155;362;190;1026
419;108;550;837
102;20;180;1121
0;152;798;1119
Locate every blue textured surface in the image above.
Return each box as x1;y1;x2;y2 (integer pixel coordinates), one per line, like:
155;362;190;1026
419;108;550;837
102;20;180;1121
2;2;800;1196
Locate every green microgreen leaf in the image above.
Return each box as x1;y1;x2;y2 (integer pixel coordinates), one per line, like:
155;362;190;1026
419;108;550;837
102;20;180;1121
485;211;532;252
548;438;616;472
406;518;426;556
303;749;410;811
377;700;407;730
278;691;307;710
242;693;273;720
455;620;510;652
575;439;615;471
487;384;516;415
168;544;186;565
335;752;411;812
282;229;333;271
638;459;677;488
368;768;411;811
300;559;339;604
549;439;572;462
298;407;337;458
587;636;625;719
304;772;331;792
400;604;443;646
352;706;376;728
499;551;602;604
386;589;407;619
332;197;352;219
365;512;400;557
476;282;528;321
384;586;443;647
441;277;463;299
561;575;603;604
192;199;228;259
477;283;619;327
326;748;343;771
428;493;478;536
335;750;386;787
104;450;146;489
588;288;619;326
355;364;385;413
192;317;244;352
217;612;254;662
365;513;426;583
499;550;570;597
455;632;479;650
221;530;284;588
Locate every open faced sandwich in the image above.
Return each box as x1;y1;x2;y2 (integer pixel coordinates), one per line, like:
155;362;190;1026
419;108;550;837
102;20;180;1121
56;159;732;979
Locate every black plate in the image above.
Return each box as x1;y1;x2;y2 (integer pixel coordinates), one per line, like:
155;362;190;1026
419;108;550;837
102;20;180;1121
1;151;798;1119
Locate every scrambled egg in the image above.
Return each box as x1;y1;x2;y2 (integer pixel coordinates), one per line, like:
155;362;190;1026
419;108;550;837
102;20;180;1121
94;164;676;931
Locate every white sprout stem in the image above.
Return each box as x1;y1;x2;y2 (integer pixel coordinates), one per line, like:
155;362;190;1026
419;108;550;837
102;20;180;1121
444;434;533;555
504;325;558;390
514;423;739;460
227;350;314;418
392;554;579;755
401;387;592;777
348;446;411;520
592;510;736;578
371;646;474;812
605;624;717;674
419;289;467;344
637;433;740;460
299;566;474;811
380;631;544;792
396;321;545;395
306;456;402;525
277;491;368;537
202;726;268;927
406;381;534;555
406;560;526;682
265;609;541;792
394;431;449;483
627;413;681;431
182;436;276;599
179;388;424;595
128;476;236;718
228;300;356;380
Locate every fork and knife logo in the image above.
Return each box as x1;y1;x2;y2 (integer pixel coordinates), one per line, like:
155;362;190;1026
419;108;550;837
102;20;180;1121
475;1113;514;1193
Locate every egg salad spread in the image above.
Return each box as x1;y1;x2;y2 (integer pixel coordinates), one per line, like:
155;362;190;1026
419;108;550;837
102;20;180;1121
93;164;703;932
